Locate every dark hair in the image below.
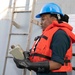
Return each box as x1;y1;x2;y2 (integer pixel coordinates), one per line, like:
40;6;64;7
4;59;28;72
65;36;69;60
50;14;69;23
59;14;69;23
40;13;69;23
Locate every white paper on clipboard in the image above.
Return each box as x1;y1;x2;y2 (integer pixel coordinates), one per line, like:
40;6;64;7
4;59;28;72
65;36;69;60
9;45;24;60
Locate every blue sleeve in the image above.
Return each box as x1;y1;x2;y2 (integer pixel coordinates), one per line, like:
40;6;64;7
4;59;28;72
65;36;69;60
50;29;70;65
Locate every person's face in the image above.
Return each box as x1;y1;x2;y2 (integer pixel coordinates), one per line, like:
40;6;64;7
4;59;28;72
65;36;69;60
40;14;53;30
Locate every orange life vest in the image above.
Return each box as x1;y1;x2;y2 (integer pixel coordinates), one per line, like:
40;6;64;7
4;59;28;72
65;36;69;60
29;21;75;72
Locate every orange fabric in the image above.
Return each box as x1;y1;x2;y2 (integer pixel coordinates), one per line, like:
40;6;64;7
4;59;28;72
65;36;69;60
29;21;75;72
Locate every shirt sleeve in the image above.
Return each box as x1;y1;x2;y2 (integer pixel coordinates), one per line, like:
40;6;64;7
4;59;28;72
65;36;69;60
50;29;70;65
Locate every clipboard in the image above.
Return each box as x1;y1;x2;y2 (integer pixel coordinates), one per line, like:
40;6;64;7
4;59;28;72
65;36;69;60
9;45;24;60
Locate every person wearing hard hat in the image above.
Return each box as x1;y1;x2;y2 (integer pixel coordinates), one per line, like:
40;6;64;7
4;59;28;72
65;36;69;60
13;3;75;75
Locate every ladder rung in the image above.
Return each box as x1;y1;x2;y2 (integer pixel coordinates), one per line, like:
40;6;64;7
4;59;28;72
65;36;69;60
11;6;25;8
6;56;13;58
12;21;20;28
72;53;75;56
10;33;28;35
13;10;31;13
31;19;41;26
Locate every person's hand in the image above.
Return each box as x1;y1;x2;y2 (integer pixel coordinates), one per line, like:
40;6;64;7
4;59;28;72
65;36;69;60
13;57;50;73
13;51;30;69
23;51;30;59
13;57;28;69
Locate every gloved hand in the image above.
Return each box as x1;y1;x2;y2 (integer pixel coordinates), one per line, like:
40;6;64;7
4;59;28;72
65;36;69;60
13;51;30;69
13;51;50;73
14;57;50;72
13;58;28;69
23;51;30;59
24;59;50;73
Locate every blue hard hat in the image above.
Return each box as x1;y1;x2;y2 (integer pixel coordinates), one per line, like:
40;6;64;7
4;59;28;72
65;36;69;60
36;3;64;18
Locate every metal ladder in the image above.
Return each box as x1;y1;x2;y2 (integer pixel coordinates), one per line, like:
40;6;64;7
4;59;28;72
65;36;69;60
2;0;37;75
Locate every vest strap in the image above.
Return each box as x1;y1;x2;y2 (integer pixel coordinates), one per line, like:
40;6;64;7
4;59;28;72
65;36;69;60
30;53;51;60
41;35;48;40
30;53;70;65
34;35;48;41
64;58;70;65
64;60;70;63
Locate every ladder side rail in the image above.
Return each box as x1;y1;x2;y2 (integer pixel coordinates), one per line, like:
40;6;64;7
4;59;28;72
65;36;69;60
2;0;17;75
23;0;37;75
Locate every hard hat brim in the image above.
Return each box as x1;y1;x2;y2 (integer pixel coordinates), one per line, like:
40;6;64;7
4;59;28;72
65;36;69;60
35;12;64;18
36;13;42;18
